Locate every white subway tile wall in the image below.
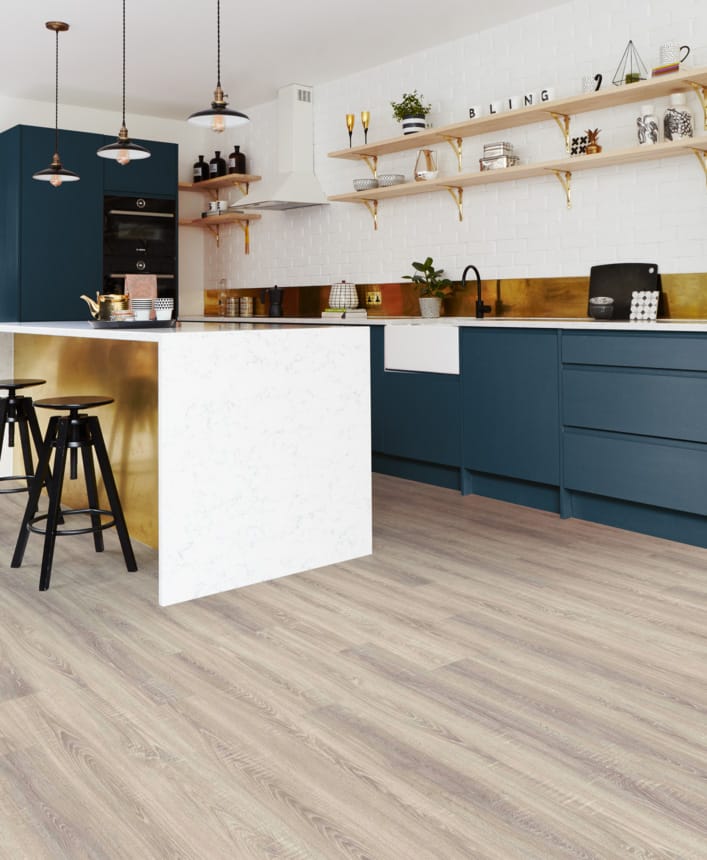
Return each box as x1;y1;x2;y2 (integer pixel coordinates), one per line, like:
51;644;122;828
207;0;706;291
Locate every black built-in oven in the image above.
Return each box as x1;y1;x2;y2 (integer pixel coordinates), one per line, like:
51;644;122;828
103;195;177;307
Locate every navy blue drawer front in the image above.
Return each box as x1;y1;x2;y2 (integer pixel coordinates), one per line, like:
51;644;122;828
380;370;461;467
563;367;707;443
563;332;707;372
564;429;707;516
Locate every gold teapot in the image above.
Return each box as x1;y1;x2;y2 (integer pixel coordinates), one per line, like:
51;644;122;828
80;292;130;320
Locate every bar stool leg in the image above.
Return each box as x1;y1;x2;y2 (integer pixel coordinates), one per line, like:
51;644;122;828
81;443;105;553
88;416;137;572
17;418;35;490
38;417;70;591
0;398;7;454
12;416;59;568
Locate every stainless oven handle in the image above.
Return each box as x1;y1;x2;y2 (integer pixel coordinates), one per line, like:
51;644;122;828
106;209;175;218
109;273;175;279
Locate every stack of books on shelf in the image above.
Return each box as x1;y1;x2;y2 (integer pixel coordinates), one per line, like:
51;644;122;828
480;141;519;171
651;63;680;77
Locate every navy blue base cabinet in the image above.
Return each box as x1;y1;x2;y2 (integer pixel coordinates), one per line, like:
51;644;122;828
0;124;177;322
370;327;462;490
460;328;561;512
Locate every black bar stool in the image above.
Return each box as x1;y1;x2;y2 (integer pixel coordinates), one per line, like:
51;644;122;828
0;378;46;493
12;395;138;590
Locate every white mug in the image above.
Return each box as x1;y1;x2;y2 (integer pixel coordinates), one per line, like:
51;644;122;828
582;73;603;93
508;95;523;110
660;42;690;64
540;87;555;102
488;100;504;115
468;104;482;119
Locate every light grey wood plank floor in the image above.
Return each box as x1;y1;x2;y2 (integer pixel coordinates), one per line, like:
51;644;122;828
0;474;705;859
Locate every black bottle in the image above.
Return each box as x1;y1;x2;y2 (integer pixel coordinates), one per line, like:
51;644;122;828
193;155;209;183
228;145;246;175
209;151;227;178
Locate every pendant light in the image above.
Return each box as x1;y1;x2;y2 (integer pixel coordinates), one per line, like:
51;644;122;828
187;0;249;132
97;0;150;164
33;22;79;187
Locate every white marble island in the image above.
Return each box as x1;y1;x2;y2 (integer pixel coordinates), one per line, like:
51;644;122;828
0;321;372;605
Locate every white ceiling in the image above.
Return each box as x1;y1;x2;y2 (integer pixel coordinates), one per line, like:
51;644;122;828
3;1;567;118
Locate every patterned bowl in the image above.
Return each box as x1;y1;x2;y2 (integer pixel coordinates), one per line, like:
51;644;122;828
353;178;379;192
377;173;405;187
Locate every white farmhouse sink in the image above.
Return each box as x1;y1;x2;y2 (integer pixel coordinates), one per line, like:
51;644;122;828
384;323;460;374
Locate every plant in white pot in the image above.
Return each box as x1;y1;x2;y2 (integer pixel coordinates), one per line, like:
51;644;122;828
402;257;453;318
391;90;431;135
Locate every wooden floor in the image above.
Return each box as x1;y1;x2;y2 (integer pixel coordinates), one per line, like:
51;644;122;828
0;474;705;859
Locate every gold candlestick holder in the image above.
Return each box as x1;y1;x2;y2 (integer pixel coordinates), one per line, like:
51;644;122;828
346;113;355;148
361;111;370;145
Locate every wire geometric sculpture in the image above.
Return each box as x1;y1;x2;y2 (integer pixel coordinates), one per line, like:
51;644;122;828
613;40;648;86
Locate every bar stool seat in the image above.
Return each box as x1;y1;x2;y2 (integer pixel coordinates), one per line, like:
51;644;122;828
12;395;137;590
0;378;46;493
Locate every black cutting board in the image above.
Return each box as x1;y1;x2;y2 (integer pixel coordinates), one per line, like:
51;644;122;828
588;263;660;320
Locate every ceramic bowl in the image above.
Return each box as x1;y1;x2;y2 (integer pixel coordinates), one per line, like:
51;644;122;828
353;178;379;192
589;296;614;319
377;174;405;187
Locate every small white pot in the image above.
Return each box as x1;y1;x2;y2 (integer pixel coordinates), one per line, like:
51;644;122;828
402;115;427;135
419;296;442;318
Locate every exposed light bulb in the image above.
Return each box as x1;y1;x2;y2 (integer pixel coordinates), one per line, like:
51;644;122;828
211;115;225;133
117;150;131;166
49;175;63;188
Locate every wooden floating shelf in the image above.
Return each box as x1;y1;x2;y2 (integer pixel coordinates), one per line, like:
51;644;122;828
179;212;262;253
178;173;262;193
328;66;707;161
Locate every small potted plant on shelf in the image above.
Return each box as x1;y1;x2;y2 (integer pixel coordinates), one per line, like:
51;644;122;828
391;90;432;135
402;256;453;318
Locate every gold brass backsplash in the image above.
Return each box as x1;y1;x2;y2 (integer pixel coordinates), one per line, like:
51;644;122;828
204;273;707;319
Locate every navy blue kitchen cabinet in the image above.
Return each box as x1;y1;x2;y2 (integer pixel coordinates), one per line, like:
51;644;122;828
0;124;104;321
369;326;462;489
561;331;707;546
0;125;178;321
460;328;561;511
102;138;177;197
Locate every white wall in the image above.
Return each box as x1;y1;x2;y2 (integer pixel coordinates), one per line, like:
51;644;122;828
209;0;707;291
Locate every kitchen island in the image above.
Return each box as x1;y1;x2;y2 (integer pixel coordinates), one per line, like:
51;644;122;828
0;321;372;605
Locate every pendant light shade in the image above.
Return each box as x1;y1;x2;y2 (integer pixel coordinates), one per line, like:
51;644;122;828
187;0;249;132
97;0;150;164
33;22;79;187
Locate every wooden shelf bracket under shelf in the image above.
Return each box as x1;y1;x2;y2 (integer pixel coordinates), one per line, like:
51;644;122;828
548;169;572;208
687;81;707;131
549;112;571;153
441;136;464;172
444;186;464;221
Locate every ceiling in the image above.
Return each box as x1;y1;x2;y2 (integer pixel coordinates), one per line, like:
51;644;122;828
3;1;567;118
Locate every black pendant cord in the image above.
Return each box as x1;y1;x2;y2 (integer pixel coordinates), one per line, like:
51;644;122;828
216;0;221;89
54;27;59;154
121;0;126;127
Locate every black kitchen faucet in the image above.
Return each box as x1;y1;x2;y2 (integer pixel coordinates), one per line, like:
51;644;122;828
461;265;491;319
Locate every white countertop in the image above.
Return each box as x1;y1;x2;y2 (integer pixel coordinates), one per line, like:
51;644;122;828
183;315;707;333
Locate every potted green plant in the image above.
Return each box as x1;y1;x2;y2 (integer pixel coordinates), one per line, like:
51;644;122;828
390;90;432;134
402;256;453;317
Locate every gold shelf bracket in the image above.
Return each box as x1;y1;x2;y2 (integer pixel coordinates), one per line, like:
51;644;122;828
444;186;464;221
236;220;251;254
549;169;572;208
549;112;571;152
358;155;378;178
361;199;378;230
442;136;464;171
205;223;221;247
691;147;707;185
233;181;250;197
686;82;707;131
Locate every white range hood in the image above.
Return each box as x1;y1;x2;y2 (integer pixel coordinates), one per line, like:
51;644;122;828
238;84;328;211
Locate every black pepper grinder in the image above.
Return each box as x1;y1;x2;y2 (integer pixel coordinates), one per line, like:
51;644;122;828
193;155;209;183
209;151;227;178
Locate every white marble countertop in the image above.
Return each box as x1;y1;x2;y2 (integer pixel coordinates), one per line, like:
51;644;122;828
183;315;707;333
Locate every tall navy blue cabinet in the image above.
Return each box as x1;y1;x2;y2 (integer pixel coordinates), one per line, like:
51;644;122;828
1;125;104;321
0;124;178;321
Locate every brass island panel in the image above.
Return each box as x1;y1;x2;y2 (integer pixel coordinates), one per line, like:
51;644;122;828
15;335;158;548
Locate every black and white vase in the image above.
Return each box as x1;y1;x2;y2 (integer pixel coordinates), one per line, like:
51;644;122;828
663;93;693;141
637;104;660;145
402;114;427;135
